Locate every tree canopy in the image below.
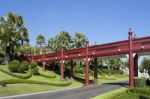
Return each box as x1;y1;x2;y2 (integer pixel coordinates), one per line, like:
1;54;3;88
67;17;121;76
0;12;29;60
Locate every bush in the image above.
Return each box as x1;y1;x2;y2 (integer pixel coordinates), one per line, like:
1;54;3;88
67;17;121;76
8;60;20;72
0;68;32;79
0;79;72;87
18;61;29;73
134;77;146;87
0;57;4;64
129;87;150;95
74;65;84;74
117;70;124;75
30;61;38;69
39;70;56;78
32;68;39;75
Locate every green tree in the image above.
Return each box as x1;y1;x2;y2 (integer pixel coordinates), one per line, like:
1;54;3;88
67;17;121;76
54;31;72;51
74;32;87;48
141;57;150;74
36;34;45;48
0;12;29;60
48;38;55;52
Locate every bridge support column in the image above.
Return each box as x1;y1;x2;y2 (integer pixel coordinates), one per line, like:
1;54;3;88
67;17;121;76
42;62;46;71
60;47;64;80
70;60;74;79
94;58;98;85
134;54;138;77
85;41;89;86
60;60;64;80
52;62;55;71
128;29;134;88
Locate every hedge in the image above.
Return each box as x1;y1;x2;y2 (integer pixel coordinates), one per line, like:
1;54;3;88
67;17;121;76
8;60;20;72
0;79;71;87
39;70;56;78
32;68;40;75
0;68;32;79
39;72;56;78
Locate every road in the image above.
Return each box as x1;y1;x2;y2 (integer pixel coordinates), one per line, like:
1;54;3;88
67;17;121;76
1;81;128;99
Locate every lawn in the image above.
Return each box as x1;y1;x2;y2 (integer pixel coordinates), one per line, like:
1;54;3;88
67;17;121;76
0;65;128;97
92;87;128;99
113;87;150;99
92;86;150;99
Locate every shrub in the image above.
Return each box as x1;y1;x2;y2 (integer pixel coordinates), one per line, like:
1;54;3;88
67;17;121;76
90;70;94;76
39;70;56;78
0;68;32;79
134;77;146;87
32;68;39;75
18;61;30;73
74;65;84;74
30;61;38;69
117;70;124;75
65;77;69;81
129;87;150;95
8;60;20;72
0;57;4;64
0;79;72;87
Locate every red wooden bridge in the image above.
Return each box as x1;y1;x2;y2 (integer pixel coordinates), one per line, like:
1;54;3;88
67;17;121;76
29;29;150;88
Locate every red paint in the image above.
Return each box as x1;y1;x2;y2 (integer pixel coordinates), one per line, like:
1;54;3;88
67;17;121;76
128;29;134;88
60;47;64;80
94;58;98;85
42;51;46;71
28;29;150;88
85;41;89;86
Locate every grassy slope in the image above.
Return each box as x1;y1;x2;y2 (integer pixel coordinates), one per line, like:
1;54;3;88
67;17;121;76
0;65;82;96
0;65;128;97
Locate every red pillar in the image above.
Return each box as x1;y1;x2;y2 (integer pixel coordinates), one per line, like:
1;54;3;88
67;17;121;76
85;41;89;86
94;58;98;84
134;54;138;77
30;53;34;63
70;60;74;79
42;62;46;71
128;28;134;88
42;54;45;71
60;47;64;80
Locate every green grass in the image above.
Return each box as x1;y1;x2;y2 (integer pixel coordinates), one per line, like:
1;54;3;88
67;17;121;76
0;65;128;97
98;74;128;83
92;87;128;99
113;87;150;99
92;86;150;99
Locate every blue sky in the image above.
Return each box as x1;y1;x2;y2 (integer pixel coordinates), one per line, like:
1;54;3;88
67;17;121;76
0;0;150;46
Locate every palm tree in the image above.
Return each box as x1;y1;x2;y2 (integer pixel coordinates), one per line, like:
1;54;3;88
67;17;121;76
74;32;87;48
54;31;71;51
36;34;45;53
0;12;29;61
48;38;55;52
36;34;45;48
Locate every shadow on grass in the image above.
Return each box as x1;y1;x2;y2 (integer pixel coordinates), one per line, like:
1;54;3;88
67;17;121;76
104;81;129;87
73;75;93;84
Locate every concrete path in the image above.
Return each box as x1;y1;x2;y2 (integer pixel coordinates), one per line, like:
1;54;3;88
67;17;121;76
1;81;128;99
